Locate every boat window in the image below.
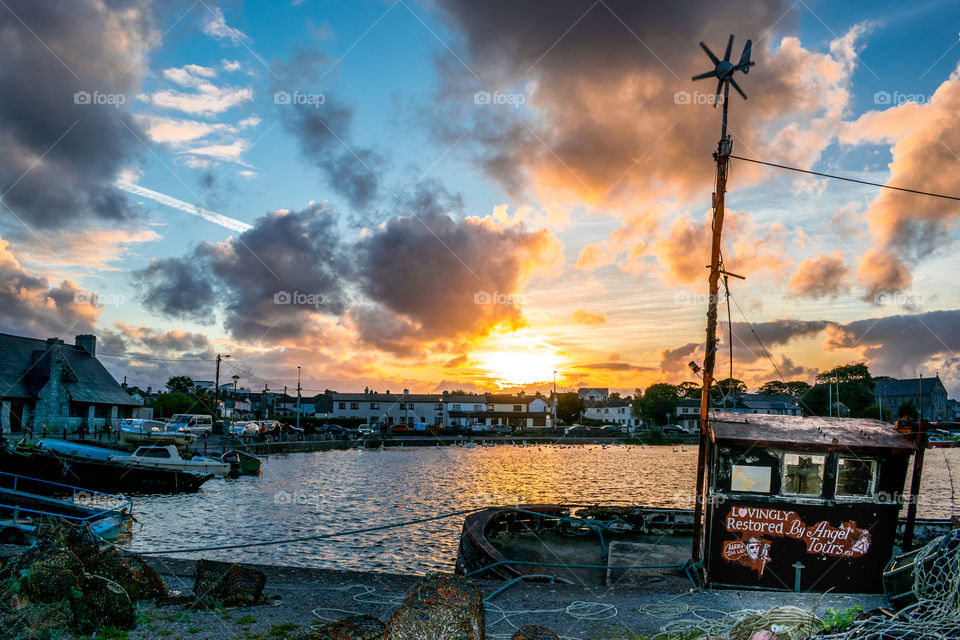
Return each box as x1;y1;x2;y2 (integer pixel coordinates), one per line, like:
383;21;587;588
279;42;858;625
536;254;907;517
141;448;170;458
730;464;772;493
837;457;877;497
782;453;825;496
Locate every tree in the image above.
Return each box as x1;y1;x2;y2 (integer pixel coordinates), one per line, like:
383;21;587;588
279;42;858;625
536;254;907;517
785;381;812;398
714;378;747;394
897;400;918;421
631;389;644;419
152;392;213;419
804;363;875;417
757;381;789;395
638;383;680;425
166;376;195;394
609;392;622;401
676;382;701;399
556;392;585;424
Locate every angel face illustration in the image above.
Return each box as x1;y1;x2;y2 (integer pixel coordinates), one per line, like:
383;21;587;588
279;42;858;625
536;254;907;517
852;533;870;554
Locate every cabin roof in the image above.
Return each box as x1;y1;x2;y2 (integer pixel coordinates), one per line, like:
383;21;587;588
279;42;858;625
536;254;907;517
709;411;914;455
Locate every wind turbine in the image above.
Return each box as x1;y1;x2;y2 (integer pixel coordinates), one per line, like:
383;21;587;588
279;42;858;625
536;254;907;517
689;33;754;569
692;34;754;107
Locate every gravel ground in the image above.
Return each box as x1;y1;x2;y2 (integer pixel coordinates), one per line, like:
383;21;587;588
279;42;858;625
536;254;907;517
67;556;887;640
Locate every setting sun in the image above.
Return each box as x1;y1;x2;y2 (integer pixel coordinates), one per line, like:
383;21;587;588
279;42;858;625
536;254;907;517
473;334;566;387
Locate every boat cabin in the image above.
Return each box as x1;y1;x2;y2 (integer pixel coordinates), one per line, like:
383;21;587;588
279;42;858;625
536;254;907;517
704;411;914;593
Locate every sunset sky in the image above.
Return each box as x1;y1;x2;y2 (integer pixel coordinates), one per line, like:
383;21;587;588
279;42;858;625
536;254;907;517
3;0;960;397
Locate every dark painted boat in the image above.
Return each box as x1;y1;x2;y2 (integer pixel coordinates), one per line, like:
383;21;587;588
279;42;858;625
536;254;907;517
0;470;133;543
221;449;263;475
0;442;214;494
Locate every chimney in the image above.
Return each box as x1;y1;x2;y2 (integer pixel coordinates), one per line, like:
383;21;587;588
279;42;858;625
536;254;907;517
403;388;409;396
75;334;96;356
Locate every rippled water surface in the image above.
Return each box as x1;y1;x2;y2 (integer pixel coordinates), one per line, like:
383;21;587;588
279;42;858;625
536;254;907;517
118;444;960;574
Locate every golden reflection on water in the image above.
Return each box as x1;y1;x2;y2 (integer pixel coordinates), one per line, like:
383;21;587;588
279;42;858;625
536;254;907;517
118;444;959;574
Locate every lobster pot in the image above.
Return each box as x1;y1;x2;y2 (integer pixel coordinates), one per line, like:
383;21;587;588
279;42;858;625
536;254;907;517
193;559;266;606
306;614;386;640
387;573;484;640
512;625;560;639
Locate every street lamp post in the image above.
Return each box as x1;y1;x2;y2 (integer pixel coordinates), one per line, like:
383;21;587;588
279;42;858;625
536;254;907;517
263;385;270;419
296;366;302;431
215;353;230;431
231;375;239;420
553;370;558;432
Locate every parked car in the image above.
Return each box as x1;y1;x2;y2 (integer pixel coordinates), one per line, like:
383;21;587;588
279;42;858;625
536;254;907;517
565;425;590;435
167;414;214;437
228;421;260;437
358;424;375;435
324;425;346;437
390;424;410;435
281;423;305;437
600;425;622;434
661;425;691;435
492;425;512;435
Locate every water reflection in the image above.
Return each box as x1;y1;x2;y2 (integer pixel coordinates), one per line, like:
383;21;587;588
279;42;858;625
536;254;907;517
118;445;959;574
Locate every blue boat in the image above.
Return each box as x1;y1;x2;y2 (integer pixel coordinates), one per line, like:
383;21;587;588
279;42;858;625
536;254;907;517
0;470;133;543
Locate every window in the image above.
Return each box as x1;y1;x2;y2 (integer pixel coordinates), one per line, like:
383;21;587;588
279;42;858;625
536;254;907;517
782;453;825;496
435;403;443;410
338;402;346;410
452;404;461;410
475;404;484;411
487;404;494;411
350;402;359;410
370;403;379;410
513;405;522;412
837;458;877;497
399;403;406;410
731;465;772;493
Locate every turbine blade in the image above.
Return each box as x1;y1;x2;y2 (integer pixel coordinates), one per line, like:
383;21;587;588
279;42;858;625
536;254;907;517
739;39;752;69
729;77;748;100
691;70;717;81
700;41;720;66
723;34;734;62
715;79;724;108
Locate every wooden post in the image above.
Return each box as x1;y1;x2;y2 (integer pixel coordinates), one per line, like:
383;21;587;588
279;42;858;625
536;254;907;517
902;419;928;551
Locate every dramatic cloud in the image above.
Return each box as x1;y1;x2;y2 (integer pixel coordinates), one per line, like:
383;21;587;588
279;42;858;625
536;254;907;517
824;309;960;380
573;362;654;372
113;322;210;354
857;248;912;303
353;186;563;354
136;204;349;341
571;309;606;325
0;0;153;228
271;51;384;210
787;250;850;299
0;237;99;336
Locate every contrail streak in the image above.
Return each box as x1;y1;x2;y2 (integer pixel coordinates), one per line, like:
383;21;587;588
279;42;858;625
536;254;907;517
116;182;252;233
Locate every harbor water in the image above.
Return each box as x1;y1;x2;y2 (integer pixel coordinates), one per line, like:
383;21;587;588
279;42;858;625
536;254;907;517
117;444;960;574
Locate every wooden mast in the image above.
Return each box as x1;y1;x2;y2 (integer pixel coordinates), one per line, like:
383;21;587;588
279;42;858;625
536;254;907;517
691;81;732;564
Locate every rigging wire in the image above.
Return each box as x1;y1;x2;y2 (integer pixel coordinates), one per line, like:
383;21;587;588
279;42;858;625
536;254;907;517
730;154;960;202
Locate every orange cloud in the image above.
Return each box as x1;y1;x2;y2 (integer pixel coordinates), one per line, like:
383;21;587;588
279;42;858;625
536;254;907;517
787;250;850;299
571;308;607;325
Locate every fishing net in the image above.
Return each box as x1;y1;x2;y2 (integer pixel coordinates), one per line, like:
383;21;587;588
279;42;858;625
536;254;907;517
304;614;386;639
511;624;560;639
386;573;484;640
823;528;960;640
69;574;136;635
92;546;168;601
192;558;266;607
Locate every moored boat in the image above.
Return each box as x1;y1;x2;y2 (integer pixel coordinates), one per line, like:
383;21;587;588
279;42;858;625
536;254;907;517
0;442;214;494
110;445;231;476
118;419;197;447
0;470;133;543
221;449;263;475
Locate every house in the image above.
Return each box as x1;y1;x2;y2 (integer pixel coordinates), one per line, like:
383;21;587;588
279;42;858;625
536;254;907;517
0;333;140;434
578;387;609;402
674;393;802;431
948;399;960;421
330;389;445;426
874;375;950;421
582;400;639;427
444;393;488;428
483;392;552;430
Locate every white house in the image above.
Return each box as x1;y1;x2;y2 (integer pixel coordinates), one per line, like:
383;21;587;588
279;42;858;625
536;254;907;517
583;400;639;427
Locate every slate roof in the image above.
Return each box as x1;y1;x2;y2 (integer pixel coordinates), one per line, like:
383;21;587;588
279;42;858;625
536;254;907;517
486;394;541;405
874;378;944;397
331;392;444;403
0;333;138;406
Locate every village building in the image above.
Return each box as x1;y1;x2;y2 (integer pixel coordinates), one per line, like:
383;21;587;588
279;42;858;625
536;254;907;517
873;375;950;422
0;333;139;434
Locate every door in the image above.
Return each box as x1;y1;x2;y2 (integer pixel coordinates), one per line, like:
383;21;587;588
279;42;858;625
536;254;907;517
8;402;24;432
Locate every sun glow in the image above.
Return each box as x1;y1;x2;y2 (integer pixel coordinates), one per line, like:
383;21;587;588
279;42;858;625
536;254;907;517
474;334;565;387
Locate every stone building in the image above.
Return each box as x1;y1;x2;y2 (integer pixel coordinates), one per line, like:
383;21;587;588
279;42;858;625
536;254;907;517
0;333;139;434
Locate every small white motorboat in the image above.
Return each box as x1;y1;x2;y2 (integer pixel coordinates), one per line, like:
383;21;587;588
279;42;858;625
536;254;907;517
109;445;230;476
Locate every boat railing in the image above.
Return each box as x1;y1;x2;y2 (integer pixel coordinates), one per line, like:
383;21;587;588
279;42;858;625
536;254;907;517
0;501;127;527
0;470;133;519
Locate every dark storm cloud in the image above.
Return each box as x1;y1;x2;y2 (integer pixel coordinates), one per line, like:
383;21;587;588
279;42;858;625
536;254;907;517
352;184;561;353
0;0;152;228
431;0;798;203
136;204;349;341
271;51;384;210
573;362;654;372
